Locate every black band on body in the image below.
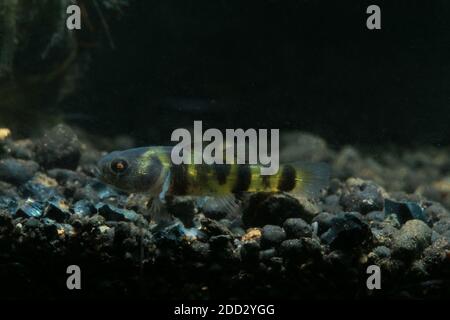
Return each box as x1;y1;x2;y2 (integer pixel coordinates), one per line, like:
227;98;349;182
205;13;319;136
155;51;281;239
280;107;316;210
170;163;189;195
232;165;251;193
278;164;296;191
214;164;231;185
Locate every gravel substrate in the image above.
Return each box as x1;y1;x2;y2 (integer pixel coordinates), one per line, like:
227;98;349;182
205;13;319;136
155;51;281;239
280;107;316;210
0;125;450;299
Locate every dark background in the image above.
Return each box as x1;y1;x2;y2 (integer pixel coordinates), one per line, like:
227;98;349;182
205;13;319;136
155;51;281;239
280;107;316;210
65;0;450;147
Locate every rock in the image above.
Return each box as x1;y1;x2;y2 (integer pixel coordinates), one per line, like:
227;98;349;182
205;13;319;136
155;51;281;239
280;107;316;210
282;218;312;239
432;218;450;235
0;196;18;215
189;241;210;260
0;181;18;198
18;180;60;202
424;203;450;223
14;199;45;218
4;139;35;160
320;213;372;250
280;238;322;262
279;239;304;259
240;241;260;262
47;168;86;186
242;193;319;227
96;203;138;222
209;235;233;250
384;199;427;224
421;238;450;274
391;220;432;260
203;206;228;221
166;197;196;228
73;200;97;216
365;211;385;222
339;178;385;214
321;194;342;213
200;218;233;237
0;158;38;185
86;180;119;200
371;222;398;247
372;246;391;258
259;248;277;261
260;225;286;248
44;197;70;223
312;212;334;235
35;124;81;170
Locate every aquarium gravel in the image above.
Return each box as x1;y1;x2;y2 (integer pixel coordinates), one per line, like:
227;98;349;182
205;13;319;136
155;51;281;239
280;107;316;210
0;125;449;299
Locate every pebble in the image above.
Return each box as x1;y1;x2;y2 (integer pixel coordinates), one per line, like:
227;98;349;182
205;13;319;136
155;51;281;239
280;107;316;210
282;218;312;239
35;124;81;170
240;241;260;263
311;212;334;235
14;200;44;218
384;199;427;224
391;219;432;260
242;193;318;227
0;158;38;185
260;225;286;248
96;203;138;222
320;212;372;250
73;199;97;216
339;179;384;214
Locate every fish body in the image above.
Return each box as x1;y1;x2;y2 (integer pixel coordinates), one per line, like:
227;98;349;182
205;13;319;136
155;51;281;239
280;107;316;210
97;146;329;199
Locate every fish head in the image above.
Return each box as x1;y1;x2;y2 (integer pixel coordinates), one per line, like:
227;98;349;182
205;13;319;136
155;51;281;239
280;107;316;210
96;147;166;193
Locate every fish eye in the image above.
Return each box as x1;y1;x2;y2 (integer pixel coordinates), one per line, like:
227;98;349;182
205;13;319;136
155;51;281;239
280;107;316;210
110;159;129;174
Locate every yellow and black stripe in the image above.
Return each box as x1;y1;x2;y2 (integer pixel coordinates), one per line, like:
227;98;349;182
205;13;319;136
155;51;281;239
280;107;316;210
135;147;328;197
167;162;299;196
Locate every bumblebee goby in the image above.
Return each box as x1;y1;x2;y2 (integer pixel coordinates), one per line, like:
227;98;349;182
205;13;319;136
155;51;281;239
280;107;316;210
97;146;330;217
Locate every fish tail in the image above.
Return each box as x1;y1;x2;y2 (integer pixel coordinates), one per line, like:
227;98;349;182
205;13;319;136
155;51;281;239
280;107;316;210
286;161;330;197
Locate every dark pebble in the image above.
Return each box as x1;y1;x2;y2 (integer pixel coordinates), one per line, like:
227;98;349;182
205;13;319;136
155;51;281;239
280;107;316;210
259;248;277;261
242;193;318;227
373;246;391;258
279;239;304;259
15;200;45;219
424;203;450;223
47;168;86;186
35;124;81;170
320;212;372;250
44;198;70;223
312;212;334;235
365;210;385;222
96;203;138;222
0;181;18;198
261;225;286;248
391;219;432;260
209;235;233;249
240;241;260;262
200;218;233;237
166;197;196;228
0;158;38;185
73;200;97;216
339;179;384;214
384;199;427;224
283;218;312;239
0;196;18;215
18;180;60;202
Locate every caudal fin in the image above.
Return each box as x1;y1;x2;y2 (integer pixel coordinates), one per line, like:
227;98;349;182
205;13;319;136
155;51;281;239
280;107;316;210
288;161;330;197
